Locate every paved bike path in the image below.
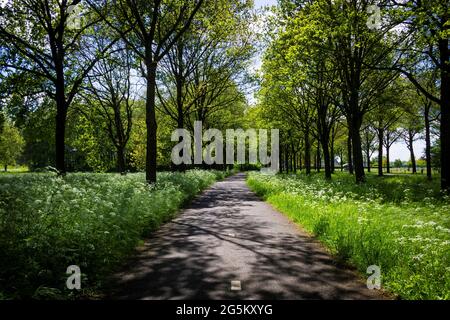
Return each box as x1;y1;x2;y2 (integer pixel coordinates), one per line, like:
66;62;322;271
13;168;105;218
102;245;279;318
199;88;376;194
110;173;384;300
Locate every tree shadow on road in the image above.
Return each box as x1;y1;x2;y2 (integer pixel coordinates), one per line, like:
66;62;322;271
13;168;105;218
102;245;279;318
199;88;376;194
106;174;384;300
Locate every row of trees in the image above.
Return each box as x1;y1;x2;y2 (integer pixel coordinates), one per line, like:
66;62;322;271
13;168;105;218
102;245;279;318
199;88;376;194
256;0;448;191
1;1;448;192
0;0;254;180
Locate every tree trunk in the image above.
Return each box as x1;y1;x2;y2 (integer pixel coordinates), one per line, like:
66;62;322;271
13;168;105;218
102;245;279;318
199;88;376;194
175;44;186;172
321;136;332;179
304;132;311;175
222;144;227;171
364;131;370;173
55;100;67;175
408;131;417;174
314;151;317;171
146;60;158;183
52;36;67;175
439;35;450;191
293;150;297;173
117;146;126;174
299;153;302;172
288;152;292;173
330;142;335;174
386;143;391;174
349;116;365;183
291;153;294;172
377;128;384;176
347;134;353;174
285;146;289;173
175;111;186;172
424;103;432;180
279;147;284;173
4;164;7;172
316;143;321;173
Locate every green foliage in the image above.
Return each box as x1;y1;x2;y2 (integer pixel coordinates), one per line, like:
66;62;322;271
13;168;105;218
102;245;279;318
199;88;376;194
431;140;441;170
247;172;450;300
68;111;115;172
394;159;403;168
0;121;24;170
20;99;56;170
0;170;228;299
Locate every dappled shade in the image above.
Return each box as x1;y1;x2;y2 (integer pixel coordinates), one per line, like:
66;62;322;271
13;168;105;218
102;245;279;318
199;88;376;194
109;174;382;300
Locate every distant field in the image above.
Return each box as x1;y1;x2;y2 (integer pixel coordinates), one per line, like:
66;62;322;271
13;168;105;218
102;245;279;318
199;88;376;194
0;165;29;174
366;168;439;175
247;172;450;300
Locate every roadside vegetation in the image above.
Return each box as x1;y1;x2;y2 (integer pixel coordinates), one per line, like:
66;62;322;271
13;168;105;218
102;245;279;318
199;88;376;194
0;170;229;299
247;172;450;300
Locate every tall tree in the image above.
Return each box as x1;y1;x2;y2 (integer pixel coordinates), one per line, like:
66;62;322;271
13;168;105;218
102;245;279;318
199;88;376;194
81;42;135;174
401;106;424;174
1;0;118;174
157;0;253;132
329;0;399;183
420;95;440;180
383;127;402;174
87;0;205;183
361;125;377;173
369;79;405;176
388;0;449;190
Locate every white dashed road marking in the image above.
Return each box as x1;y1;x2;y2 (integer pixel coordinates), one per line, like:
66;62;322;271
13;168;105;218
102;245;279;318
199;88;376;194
231;280;242;291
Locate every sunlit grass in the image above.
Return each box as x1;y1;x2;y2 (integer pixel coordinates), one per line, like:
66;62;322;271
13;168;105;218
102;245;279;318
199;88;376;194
247;172;450;300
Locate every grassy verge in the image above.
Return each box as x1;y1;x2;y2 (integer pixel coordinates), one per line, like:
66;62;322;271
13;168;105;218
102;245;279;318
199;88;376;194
0;169;231;299
247;172;450;300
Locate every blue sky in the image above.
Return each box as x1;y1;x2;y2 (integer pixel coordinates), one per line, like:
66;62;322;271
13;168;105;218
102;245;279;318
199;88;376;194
254;0;278;8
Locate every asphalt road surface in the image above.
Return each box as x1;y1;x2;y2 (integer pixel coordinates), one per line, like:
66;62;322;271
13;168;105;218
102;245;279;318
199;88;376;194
109;173;384;300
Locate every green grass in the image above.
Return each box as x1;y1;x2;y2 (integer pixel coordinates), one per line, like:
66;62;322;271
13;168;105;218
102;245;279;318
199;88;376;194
0;169;230;299
247;172;450;300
